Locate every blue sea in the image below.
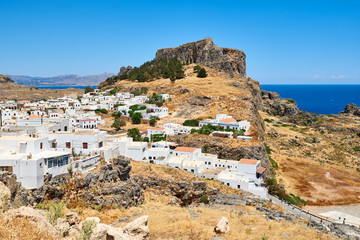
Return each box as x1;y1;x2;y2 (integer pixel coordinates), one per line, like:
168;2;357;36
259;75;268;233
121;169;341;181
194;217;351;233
37;86;96;89
261;85;360;115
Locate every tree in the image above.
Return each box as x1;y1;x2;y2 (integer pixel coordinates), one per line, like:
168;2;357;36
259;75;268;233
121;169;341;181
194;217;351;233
131;112;143;124
112;117;126;130
127;128;141;141
149;116;157;126
193;65;201;72
84;86;94;94
197;68;207;78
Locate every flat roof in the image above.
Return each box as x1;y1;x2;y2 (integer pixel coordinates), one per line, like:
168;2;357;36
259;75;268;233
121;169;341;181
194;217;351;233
49;130;103;135
199;168;224;174
0;135;43;140
183;159;203;167
149;127;165;131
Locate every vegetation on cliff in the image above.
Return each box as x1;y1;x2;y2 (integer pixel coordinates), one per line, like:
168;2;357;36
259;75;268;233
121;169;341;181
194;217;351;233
99;58;184;88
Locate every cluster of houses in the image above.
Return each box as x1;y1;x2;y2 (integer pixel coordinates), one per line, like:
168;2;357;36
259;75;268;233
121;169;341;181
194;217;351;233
0;87;265;198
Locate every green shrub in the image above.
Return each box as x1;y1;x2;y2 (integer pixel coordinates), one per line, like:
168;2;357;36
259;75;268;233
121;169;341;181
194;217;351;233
264;119;273;123
183;119;199;127
47;201;66;225
131;112;143;124
127;128;141;141
193;65;201;72
112;118;126;130
95;109;108;114
269;156;278;170
112;111;122;118
352;146;360;152
197;68;207;78
84;86;94;94
199;195;209;204
79;220;96;240
149;116;158;126
265;144;272;154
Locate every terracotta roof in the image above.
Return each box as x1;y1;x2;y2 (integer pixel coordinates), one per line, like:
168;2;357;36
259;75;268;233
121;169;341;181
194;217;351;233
149;127;164;131
239;159;258;165
174;147;197;153
256;166;266;175
28;114;41;119
221;118;236;123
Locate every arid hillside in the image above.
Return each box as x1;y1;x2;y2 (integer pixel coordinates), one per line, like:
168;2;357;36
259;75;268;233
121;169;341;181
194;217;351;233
262;97;360;206
0;160;336;240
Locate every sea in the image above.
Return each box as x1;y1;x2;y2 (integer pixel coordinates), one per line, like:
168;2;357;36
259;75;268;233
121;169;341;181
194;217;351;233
37;86;96;89
37;84;360;115
261;84;360;115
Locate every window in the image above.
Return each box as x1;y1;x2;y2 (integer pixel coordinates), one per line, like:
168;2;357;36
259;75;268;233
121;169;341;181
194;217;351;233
237;185;240;189
227;183;230;186
66;142;71;148
0;166;12;172
99;141;103;148
40;142;43;149
83;142;88;149
52;142;57;148
47;155;69;168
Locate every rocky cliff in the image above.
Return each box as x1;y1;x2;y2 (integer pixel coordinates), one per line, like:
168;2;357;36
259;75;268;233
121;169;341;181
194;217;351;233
155;38;246;78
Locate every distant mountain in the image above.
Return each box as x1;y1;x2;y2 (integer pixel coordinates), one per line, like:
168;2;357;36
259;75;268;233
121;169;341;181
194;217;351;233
9;72;114;87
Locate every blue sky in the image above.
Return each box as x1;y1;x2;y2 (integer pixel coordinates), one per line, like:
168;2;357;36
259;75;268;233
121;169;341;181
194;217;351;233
1;0;359;84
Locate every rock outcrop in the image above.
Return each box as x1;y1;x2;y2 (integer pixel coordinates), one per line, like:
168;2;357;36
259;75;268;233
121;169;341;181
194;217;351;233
0;74;14;83
132;174;219;206
261;90;299;117
0;156;144;209
118;66;133;76
343;103;360;116
155;38;246;78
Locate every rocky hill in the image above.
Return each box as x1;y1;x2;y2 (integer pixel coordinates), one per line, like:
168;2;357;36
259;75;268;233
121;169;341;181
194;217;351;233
156;38;246;78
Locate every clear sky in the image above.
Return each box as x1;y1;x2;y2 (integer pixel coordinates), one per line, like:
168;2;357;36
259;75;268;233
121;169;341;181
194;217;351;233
1;0;359;84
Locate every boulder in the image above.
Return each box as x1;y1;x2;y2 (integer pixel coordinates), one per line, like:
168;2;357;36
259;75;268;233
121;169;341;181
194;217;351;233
90;223;128;240
6;206;58;237
214;216;230;234
56;217;71;237
66;212;80;226
123;215;150;240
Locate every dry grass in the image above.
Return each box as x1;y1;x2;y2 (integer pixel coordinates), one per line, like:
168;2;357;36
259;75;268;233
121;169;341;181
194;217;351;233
74;190;334;240
275;154;360;205
262;111;360;206
0;214;55;240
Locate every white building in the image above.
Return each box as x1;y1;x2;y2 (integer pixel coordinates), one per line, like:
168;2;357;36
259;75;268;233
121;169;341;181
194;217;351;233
0;134;70;189
199;114;251;131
